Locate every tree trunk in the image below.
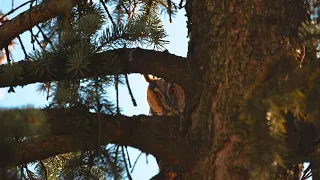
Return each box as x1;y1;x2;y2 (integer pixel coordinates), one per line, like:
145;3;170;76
184;0;309;179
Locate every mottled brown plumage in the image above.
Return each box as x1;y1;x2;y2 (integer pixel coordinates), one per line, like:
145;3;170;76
144;75;185;180
145;75;185;116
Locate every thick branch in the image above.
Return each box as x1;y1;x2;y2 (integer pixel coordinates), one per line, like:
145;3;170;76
0;48;187;87
0;0;82;49
0;108;200;171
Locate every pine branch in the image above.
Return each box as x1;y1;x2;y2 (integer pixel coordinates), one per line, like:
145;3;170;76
0;0;84;49
0;48;188;89
0;108;200;173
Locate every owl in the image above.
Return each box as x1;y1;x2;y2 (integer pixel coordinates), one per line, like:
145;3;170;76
144;75;185;116
144;75;185;180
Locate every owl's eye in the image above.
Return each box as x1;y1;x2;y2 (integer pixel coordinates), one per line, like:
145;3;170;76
154;92;161;99
169;87;176;95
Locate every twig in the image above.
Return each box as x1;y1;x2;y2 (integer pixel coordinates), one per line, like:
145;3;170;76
179;0;185;9
125;74;137;106
45;82;51;100
8;86;15;93
100;0;116;27
122;146;133;180
0;0;34;22
125;146;131;167
36;24;54;48
301;164;311;180
167;0;173;23
4;46;11;64
29;29;42;49
130;152;143;173
120;1;131;18
115;75;120;115
145;153;148;164
17;35;28;60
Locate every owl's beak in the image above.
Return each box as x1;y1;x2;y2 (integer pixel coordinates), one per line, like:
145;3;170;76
165;96;179;114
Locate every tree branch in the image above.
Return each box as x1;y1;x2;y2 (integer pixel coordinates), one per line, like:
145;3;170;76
0;0;83;49
0;48;188;88
0;108;200;171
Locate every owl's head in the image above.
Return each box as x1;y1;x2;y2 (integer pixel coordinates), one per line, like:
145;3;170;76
144;75;185;116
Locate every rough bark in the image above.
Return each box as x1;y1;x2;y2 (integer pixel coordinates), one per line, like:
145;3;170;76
184;0;309;179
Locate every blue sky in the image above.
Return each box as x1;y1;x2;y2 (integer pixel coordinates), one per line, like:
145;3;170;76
0;0;188;179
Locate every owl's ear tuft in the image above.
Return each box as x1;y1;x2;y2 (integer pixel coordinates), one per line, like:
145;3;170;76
143;74;157;83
